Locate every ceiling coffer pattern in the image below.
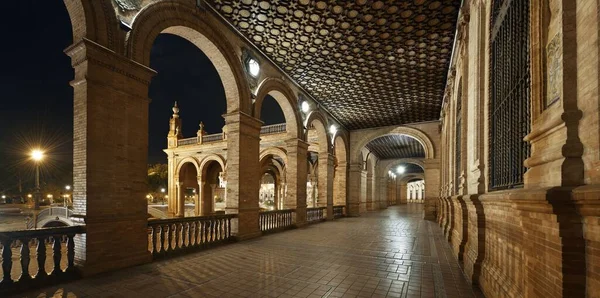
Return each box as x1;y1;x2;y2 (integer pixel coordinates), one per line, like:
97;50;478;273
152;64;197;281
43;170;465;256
207;0;460;129
366;134;425;159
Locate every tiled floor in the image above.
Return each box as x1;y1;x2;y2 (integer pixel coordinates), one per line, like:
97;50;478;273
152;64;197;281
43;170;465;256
19;204;484;298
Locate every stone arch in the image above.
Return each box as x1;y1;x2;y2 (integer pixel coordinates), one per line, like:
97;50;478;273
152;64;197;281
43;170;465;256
254;78;303;139
175;156;201;175
198;154;226;215
305;110;330;153
352;126;435;164
199;154;226;177
400;173;425;183
63;0;123;51
383;159;425;175
260;147;288;166
126;1;251;113
333;135;348;206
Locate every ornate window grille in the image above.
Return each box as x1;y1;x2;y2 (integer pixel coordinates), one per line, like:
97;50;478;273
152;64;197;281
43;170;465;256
455;83;462;194
489;0;531;190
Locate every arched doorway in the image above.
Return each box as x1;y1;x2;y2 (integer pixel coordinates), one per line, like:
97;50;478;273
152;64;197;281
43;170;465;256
333;135;348;207
177;162;199;217
260;149;287;210
200;160;225;215
305;112;332;217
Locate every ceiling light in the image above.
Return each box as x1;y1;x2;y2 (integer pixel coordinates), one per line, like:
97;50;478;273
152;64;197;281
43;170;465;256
329;124;337;135
248;58;260;77
301;101;310;113
397;166;406;174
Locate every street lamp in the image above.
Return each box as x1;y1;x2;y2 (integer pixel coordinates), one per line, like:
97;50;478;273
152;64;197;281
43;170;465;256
30;149;44;210
161;188;166;205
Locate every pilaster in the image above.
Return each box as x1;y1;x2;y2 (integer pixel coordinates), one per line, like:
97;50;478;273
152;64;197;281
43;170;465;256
423;158;441;220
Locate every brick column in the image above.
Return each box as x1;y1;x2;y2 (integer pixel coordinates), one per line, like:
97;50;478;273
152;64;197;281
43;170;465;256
423;159;441;220
223;111;262;240
65;39;154;275
318;152;335;219
347;163;362;216
285;138;309;226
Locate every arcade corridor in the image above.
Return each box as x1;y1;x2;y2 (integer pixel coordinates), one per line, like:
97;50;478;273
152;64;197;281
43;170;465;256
22;205;481;298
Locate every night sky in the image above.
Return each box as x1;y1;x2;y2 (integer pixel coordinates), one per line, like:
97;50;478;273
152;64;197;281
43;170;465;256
0;1;284;194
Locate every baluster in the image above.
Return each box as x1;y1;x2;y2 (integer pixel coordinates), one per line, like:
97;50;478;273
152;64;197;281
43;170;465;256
217;218;223;241
204;220;209;245
20;238;31;281
1;239;13;285
183;223;188;249
51;235;62;276
228;217;232;238
151;226;158;255
175;223;181;250
167;224;173;252
210;219;214;242
259;214;263;231
190;222;196;247
217;219;221;241
67;234;76;273
36;237;46;279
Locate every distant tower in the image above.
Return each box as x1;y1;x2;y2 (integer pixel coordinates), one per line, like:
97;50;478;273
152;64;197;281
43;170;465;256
167;101;183;148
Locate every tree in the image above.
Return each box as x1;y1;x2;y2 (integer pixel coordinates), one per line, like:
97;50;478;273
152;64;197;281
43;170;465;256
147;164;168;202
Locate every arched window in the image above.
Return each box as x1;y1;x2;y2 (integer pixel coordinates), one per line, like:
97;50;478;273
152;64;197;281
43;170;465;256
489;0;531;190
455;81;462;194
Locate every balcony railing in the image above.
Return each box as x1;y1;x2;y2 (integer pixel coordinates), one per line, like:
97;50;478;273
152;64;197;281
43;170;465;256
202;133;223;143
333;205;346;219
177;137;197;146
260;123;286;135
147;214;236;258
306;207;326;223
259;209;295;233
0;226;85;295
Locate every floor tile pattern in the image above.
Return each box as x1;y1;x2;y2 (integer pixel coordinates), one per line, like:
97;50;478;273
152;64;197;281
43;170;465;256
18;204;483;298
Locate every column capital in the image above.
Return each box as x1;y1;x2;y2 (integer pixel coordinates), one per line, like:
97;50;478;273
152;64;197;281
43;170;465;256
348;163;363;172
285;138;310;150
65;38;156;89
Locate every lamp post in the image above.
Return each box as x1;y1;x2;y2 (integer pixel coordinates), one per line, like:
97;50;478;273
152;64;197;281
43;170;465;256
30;149;44;210
161;188;166;205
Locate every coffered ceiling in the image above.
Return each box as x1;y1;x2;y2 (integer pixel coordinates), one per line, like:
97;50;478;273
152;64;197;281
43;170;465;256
207;0;460;129
365;134;425;159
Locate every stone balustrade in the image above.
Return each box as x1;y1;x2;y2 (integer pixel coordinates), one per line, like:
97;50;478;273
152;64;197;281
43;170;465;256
306;207;326;223
260;123;286;135
0;226;85;295
333;205;346;219
147;214;236;258
259;209;295;233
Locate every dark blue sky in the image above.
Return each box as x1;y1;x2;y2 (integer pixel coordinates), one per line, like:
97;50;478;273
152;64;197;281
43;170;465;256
0;1;284;194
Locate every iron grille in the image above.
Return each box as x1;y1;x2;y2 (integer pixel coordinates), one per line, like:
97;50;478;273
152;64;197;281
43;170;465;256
455;83;462;194
489;0;531;190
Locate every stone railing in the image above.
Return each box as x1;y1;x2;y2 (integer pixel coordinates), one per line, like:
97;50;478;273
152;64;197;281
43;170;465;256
202;133;223;143
260;123;286;135
306;207;326;223
333;205;346;219
0;226;85;295
177;137;197;146
147;214;236;258
259;209;295;233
